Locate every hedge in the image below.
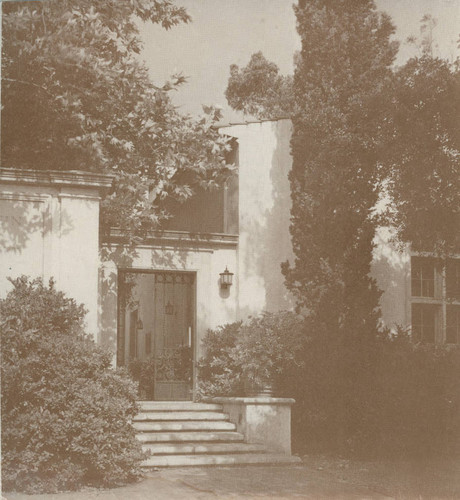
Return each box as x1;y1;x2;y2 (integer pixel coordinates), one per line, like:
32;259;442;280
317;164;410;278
1;277;146;493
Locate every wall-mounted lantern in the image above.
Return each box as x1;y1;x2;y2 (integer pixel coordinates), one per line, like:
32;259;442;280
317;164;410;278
165;301;174;315
219;266;234;289
136;317;144;330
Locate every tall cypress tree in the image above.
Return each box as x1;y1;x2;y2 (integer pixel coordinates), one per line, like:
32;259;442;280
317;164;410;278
280;0;399;452
283;0;398;340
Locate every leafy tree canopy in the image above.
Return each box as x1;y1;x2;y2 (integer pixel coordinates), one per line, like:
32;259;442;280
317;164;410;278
226;6;459;258
381;59;460;255
225;51;294;119
2;0;232;237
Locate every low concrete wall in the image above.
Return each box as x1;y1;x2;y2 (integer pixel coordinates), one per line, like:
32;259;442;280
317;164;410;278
0;168;112;339
210;397;295;455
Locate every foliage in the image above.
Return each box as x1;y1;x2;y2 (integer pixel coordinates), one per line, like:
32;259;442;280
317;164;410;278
281;0;398;342
288;320;379;455
156;346;192;382
371;331;460;458
381;55;460;254
196;321;243;398
127;356;156;400
225;10;459;258
225;51;294;119
200;314;460;458
287;325;460;458
236;312;305;393
197;312;304;398
2;0;232;238
1;277;145;493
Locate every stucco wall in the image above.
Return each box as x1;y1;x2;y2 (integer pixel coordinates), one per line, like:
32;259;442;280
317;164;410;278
99;237;239;364
0;169;111;338
221;119;295;320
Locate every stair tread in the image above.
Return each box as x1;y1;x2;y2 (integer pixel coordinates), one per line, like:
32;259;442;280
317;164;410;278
136;431;245;443
142;453;302;467
134;421;235;432
138;402;222;411
142;442;267;455
134;411;229;422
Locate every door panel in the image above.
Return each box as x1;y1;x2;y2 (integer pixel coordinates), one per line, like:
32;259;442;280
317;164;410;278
117;271;194;400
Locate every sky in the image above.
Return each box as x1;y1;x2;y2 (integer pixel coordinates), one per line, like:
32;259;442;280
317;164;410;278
139;0;460;123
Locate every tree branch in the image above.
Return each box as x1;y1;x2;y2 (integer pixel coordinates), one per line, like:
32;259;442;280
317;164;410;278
2;78;53;97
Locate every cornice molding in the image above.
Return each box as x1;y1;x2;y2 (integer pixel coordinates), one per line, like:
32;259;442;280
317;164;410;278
0;168;114;190
104;229;238;248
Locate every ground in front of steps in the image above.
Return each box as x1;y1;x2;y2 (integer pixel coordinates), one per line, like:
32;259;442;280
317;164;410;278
4;457;460;499
2;463;389;500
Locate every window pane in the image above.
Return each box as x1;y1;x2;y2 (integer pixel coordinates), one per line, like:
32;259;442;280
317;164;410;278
446;259;460;300
446;305;460;344
411;303;437;343
411;257;435;298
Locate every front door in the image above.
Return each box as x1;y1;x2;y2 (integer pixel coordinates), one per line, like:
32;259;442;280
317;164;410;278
117;271;195;400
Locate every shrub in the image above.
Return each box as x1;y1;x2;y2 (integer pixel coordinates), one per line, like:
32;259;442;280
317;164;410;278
127;356;156;400
237;311;305;394
197;312;304;398
291;326;460;458
289;325;381;456
371;331;460;458
1;277;146;494
196;321;243;398
198;312;460;459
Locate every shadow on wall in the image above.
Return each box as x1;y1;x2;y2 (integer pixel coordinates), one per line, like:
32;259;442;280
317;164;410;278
372;229;410;331
99;244;138;354
239;121;295;320
0;198;74;254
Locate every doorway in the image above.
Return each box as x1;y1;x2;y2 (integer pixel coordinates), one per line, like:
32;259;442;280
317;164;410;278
117;270;195;400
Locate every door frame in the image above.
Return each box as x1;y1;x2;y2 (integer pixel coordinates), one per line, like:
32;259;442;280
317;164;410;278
116;268;197;400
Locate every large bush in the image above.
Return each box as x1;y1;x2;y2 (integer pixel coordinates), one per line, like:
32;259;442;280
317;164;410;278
197;312;304;398
198;313;460;459
291;327;460;458
197;321;243;398
372;332;460;458
1;277;145;494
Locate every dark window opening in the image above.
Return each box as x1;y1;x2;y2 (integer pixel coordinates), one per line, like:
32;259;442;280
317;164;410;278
412;303;437;343
446;305;460;344
411;257;435;298
447;259;460;300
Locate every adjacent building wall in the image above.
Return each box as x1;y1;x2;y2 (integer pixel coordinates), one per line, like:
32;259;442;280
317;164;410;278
0;169;112;338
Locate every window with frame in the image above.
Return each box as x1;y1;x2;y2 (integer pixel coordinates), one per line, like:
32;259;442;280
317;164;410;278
446;259;460;300
446;305;460;344
411;257;436;297
410;256;460;344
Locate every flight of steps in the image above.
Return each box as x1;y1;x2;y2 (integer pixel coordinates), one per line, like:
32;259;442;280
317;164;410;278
134;401;300;467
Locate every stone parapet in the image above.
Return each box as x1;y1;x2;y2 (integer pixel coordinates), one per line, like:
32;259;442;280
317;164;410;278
208;397;295;455
0;168;113;190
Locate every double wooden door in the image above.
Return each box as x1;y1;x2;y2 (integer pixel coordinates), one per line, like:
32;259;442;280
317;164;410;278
117;271;195;400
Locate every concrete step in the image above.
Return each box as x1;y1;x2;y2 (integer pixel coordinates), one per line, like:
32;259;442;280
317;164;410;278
136;431;245;443
138;401;222;412
142;453;302;468
142;442;267;455
134;411;229;422
133;420;236;432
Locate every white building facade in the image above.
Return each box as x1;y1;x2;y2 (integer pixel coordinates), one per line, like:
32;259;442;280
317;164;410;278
1;118;459;401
